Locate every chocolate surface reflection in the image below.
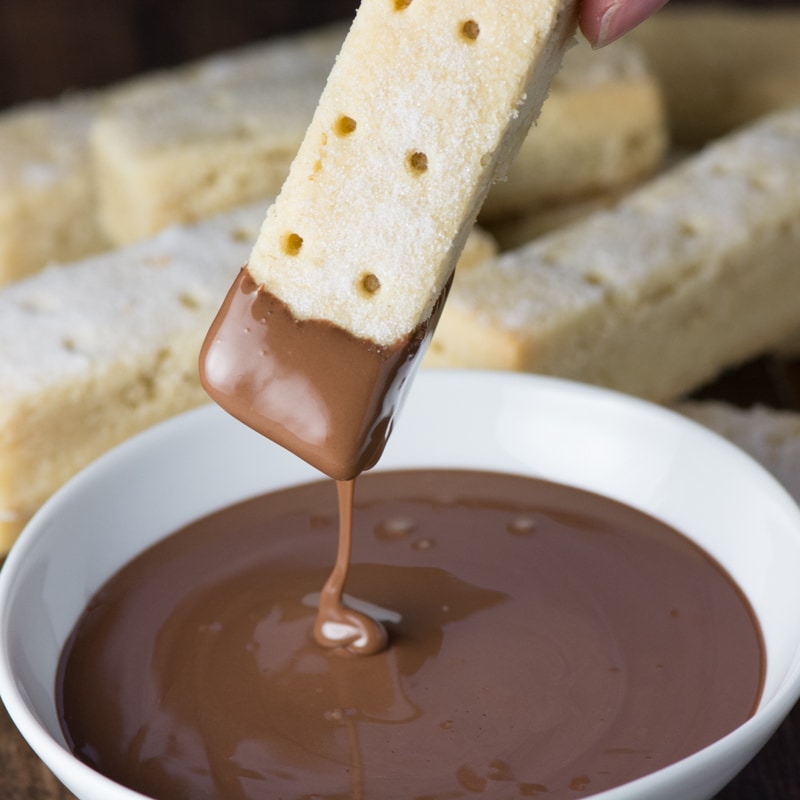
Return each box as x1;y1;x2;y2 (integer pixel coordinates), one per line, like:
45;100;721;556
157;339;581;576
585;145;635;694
57;470;764;800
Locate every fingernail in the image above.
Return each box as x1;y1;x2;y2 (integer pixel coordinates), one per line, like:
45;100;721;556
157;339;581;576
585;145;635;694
594;0;668;48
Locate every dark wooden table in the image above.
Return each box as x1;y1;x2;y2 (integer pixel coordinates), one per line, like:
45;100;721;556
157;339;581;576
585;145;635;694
2;1;800;797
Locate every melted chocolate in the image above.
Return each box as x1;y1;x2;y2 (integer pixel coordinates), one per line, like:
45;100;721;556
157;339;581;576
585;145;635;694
199;269;449;480
314;479;388;655
57;469;764;800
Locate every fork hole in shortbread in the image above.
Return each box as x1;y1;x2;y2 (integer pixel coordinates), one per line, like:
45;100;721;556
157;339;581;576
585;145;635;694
334;115;357;137
679;219;704;238
178;292;201;310
582;271;606;287
407;151;428;175
281;233;304;256
460;20;480;41
360;273;381;295
393;0;412;10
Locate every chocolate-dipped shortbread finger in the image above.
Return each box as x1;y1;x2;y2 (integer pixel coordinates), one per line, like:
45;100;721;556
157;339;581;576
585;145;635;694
201;0;579;479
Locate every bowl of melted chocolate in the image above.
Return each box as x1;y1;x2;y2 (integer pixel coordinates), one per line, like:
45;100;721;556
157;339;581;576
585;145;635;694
2;370;800;800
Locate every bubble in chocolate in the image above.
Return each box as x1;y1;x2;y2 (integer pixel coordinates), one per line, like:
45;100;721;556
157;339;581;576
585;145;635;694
310;513;335;529
412;537;436;551
507;516;538;535
375;516;416;539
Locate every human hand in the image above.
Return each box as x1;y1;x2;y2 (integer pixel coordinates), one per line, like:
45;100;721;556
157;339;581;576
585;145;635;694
580;0;669;47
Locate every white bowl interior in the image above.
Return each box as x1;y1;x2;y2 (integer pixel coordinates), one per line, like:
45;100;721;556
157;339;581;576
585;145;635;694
2;370;800;800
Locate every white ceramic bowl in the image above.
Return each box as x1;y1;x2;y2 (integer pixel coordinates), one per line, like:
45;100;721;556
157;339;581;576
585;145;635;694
2;370;800;800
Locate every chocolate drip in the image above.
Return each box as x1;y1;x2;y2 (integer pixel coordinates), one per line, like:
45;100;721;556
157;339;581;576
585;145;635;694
314;479;388;655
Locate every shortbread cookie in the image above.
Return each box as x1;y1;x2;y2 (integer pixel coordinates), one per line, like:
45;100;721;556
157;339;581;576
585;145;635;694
91;23;347;245
0;94;108;286
630;5;800;147
201;0;579;480
0;203;263;551
677;401;800;506
479;35;667;222
0;213;492;552
425;109;800;404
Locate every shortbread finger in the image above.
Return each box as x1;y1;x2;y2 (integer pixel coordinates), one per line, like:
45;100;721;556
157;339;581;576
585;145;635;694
201;0;579;480
0;204;263;552
91;23;346;245
677;401;800;506
425;109;800;404
629;5;800;147
0;95;108;286
479;35;667;222
0;217;491;552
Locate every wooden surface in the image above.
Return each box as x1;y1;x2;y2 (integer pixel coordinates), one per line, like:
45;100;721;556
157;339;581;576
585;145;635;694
0;699;75;799
2;0;800;797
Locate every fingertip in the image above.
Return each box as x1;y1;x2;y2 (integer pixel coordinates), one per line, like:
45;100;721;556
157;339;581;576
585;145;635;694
578;3;607;48
583;0;669;49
